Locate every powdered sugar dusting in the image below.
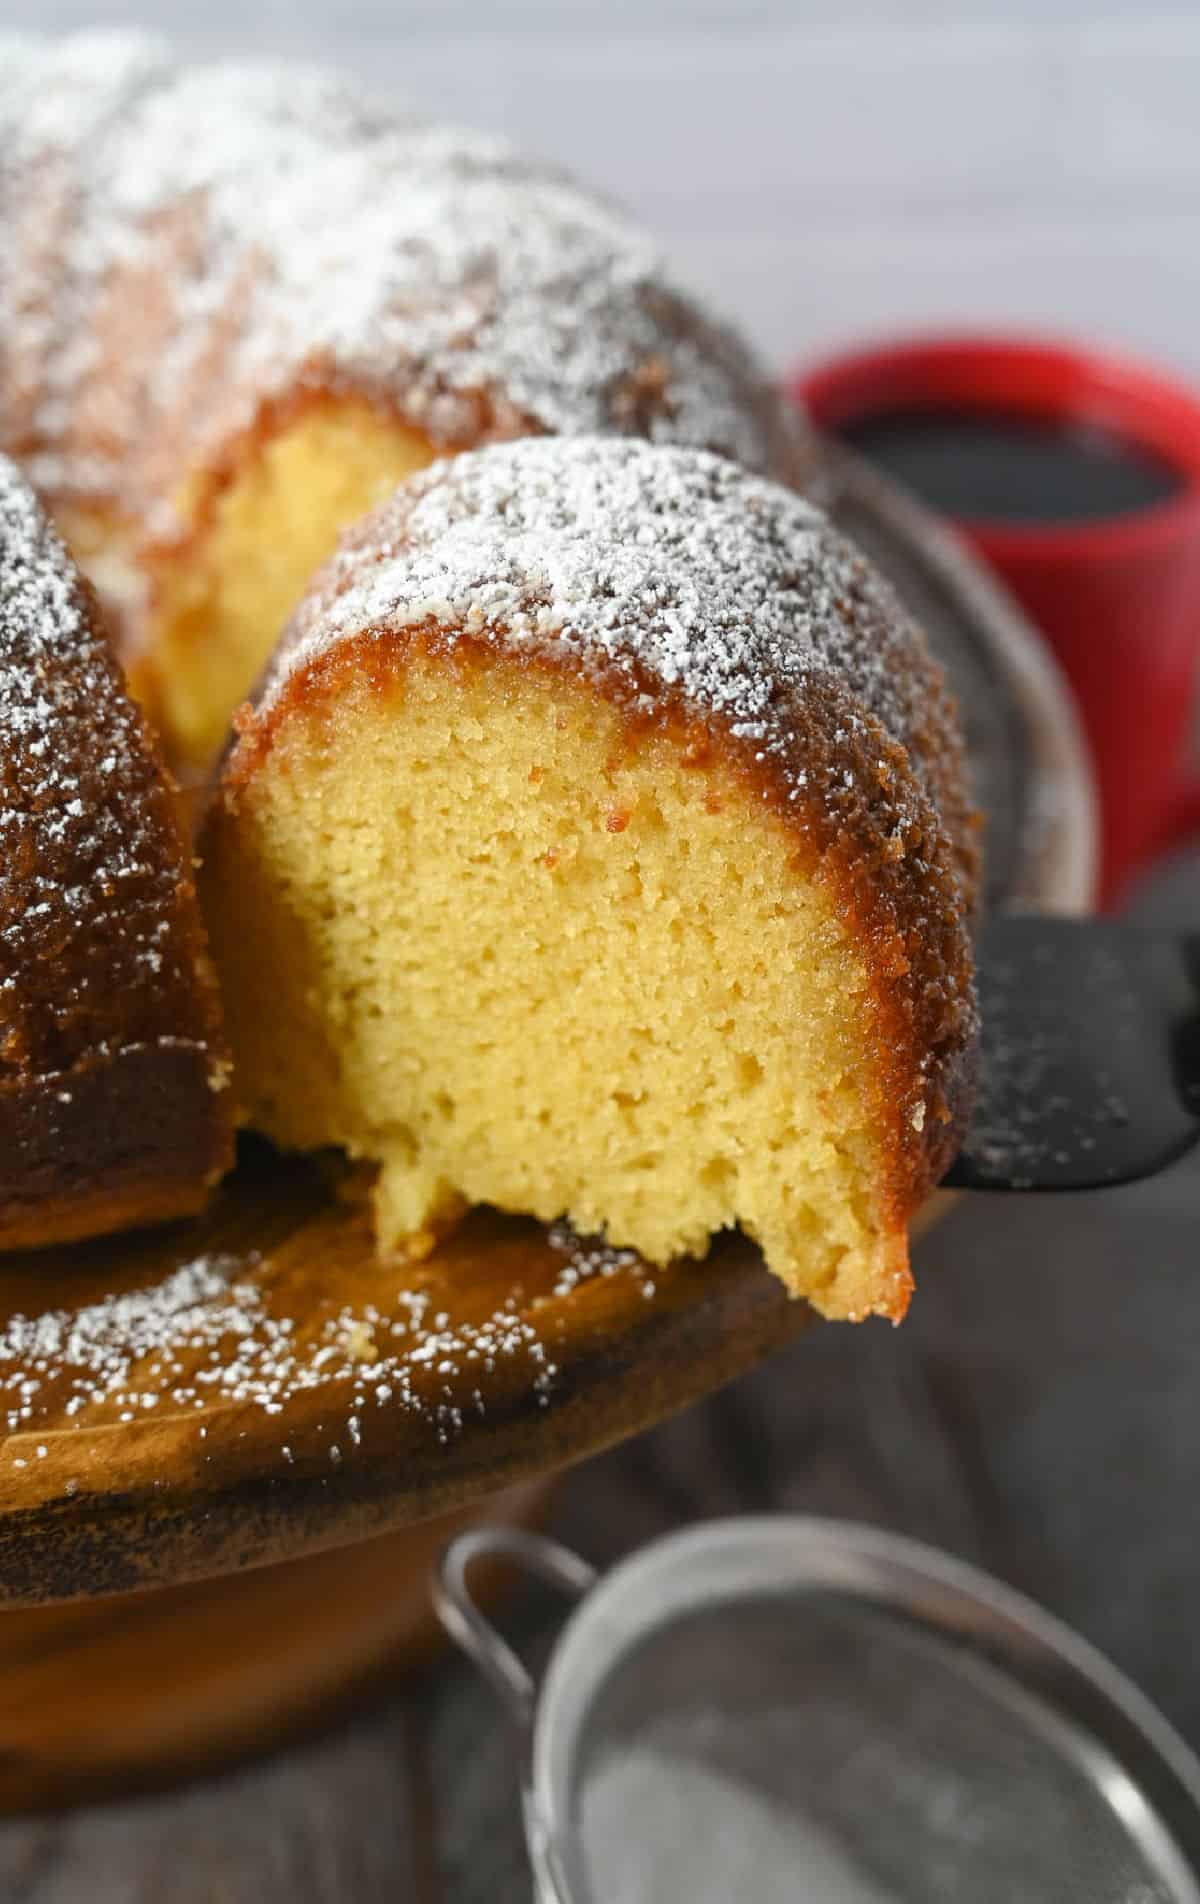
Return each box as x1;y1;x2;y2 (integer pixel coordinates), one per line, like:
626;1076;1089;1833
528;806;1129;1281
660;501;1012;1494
0;35;807;541
547;1221;644;1298
270;436;944;820
0;451;222;1093
0;454;154;1055
0;1259;552;1448
0;1214;678;1459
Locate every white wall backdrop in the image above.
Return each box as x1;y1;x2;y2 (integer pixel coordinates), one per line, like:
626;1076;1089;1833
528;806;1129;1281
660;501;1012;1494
5;0;1200;383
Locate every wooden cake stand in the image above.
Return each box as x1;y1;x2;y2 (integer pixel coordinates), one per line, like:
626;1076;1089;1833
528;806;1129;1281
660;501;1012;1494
0;449;1096;1811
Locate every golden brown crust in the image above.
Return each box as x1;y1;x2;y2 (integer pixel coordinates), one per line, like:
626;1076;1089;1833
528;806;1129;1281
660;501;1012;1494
140;356;815;588
254;440;978;913
0;1043;226;1249
0;454;232;1250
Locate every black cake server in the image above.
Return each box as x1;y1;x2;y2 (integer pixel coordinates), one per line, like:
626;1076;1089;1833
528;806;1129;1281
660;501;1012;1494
943;915;1200;1191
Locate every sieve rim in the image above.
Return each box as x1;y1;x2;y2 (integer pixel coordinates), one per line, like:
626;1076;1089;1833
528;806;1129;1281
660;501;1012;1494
532;1515;1200;1901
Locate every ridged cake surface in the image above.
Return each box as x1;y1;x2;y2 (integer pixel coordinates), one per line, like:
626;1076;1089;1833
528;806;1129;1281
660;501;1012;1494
0;453;231;1248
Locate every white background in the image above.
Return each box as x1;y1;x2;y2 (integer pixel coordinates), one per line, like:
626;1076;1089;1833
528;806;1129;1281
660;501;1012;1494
6;0;1200;387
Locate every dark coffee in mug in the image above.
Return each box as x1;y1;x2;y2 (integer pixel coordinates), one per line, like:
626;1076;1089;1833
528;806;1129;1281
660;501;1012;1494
840;406;1183;526
796;337;1200;899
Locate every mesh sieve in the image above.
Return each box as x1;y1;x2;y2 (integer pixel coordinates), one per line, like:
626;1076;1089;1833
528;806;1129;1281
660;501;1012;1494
566;1592;1194;1903
438;1518;1200;1904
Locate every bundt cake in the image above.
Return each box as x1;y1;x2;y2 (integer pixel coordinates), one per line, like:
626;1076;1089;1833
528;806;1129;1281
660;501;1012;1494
199;438;979;1322
0;33;815;771
0;454;231;1249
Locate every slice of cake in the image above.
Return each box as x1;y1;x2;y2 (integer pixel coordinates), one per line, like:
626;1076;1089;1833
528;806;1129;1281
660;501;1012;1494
199;438;978;1321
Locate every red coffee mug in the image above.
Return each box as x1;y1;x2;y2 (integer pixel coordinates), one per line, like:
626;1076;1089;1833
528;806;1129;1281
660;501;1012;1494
793;334;1200;904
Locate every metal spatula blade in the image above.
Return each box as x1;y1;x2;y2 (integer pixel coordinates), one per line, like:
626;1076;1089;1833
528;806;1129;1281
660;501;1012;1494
943;916;1200;1192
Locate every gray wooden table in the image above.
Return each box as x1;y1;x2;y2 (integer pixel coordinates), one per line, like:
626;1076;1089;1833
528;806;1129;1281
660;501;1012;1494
2;855;1195;1901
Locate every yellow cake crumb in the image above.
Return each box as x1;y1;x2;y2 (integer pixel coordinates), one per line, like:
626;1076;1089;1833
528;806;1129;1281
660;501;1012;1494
201;651;912;1321
147;402;436;766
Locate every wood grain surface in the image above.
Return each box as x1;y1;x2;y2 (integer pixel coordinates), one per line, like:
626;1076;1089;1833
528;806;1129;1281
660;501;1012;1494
0;1484;553;1814
0;1150;801;1605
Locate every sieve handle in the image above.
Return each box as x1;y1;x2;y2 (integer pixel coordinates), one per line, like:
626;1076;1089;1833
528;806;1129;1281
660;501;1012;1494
434;1527;597;1732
